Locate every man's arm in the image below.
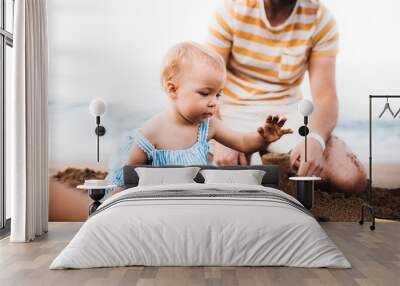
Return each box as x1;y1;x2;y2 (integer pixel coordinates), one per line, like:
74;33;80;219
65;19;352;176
290;56;338;175
308;56;338;141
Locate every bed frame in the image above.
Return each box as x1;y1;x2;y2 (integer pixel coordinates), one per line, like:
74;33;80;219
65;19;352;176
84;165;280;215
122;164;280;189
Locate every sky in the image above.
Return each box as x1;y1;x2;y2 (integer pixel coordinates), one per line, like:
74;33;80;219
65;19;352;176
304;0;400;121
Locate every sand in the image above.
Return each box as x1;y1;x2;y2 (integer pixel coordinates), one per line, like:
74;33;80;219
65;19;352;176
50;156;400;222
260;153;400;221
52;167;108;188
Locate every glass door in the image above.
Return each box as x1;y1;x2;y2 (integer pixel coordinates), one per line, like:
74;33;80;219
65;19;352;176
0;0;14;232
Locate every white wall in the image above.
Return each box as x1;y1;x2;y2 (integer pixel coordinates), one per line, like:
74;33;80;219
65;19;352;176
48;0;400;168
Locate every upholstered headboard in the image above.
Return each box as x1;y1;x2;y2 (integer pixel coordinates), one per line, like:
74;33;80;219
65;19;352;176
122;165;280;189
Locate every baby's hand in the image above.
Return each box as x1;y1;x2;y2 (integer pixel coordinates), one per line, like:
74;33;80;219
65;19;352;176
257;115;293;144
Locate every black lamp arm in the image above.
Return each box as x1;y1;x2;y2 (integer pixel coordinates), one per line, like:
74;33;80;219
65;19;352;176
94;116;106;162
298;116;309;163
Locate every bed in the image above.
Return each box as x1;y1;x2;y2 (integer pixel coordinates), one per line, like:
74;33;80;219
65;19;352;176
49;165;351;269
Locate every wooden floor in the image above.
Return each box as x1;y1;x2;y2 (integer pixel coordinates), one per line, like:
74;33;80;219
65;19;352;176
0;221;399;286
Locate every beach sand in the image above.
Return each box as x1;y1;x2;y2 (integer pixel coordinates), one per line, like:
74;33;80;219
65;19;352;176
48;157;400;222
260;154;400;221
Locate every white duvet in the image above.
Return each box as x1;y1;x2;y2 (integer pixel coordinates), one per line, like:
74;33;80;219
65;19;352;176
50;183;351;269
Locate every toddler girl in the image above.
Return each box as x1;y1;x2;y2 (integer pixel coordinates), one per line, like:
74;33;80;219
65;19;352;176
106;42;292;194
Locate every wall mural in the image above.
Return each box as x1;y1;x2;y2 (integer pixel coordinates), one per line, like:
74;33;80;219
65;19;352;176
47;0;400;222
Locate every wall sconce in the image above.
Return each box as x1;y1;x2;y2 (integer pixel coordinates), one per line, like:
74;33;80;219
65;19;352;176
89;98;107;162
297;99;314;162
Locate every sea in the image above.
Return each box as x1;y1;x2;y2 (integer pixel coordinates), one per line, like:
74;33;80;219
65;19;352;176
335;120;400;163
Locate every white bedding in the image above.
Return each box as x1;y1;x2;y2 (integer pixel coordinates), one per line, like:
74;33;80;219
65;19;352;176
50;183;351;269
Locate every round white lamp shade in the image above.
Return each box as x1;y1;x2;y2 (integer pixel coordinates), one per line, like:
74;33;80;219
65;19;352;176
89;98;107;117
298;99;314;116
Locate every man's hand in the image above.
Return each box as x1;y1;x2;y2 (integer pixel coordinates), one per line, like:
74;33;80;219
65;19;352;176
290;138;324;176
213;141;250;165
257;115;293;144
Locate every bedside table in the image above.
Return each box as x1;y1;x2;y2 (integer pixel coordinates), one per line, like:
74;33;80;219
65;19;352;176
76;184;116;215
289;176;321;210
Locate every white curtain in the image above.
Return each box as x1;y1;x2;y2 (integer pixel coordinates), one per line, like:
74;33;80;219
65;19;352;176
10;0;49;242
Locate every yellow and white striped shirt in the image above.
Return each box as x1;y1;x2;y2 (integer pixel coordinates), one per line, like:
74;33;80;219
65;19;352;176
207;0;339;104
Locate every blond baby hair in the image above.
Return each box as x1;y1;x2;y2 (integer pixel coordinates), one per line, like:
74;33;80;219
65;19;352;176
160;41;226;92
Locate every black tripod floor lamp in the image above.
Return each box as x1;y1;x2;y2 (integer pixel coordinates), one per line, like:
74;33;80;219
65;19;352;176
359;95;400;230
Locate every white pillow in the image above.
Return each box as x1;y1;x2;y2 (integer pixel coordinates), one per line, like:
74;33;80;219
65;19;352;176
200;169;266;185
135;167;200;186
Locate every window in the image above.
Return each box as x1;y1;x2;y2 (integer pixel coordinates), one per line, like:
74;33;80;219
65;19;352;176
0;0;14;235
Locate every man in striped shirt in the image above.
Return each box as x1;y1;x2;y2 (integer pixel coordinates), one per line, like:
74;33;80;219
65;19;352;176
207;0;367;193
